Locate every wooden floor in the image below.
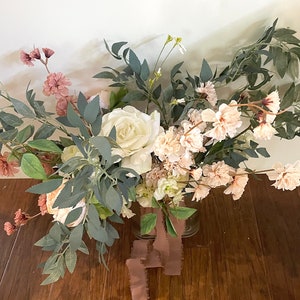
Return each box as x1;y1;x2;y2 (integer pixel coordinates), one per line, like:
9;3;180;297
0;176;300;300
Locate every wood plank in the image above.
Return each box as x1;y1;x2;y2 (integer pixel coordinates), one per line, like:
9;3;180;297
0;179;53;300
1;176;300;299
195;182;271;299
252;175;300;300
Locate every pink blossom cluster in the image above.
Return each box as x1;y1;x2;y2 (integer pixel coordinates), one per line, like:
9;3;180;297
148;83;299;203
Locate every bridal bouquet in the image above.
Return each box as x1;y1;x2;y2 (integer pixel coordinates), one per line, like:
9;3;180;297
1;19;300;285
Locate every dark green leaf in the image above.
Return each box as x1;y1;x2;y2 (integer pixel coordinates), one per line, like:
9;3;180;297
15;125;34;143
9;97;35;118
33;123;56;139
128;49;141;73
200;59;213;82
0;111;23;127
77;92;88;116
84;96;100;123
26;178;63;194
140;59;150;81
93;71;116;79
64;207;84;226
256;147;270;157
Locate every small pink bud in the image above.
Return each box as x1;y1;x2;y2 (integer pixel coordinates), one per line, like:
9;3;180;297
42;48;55;58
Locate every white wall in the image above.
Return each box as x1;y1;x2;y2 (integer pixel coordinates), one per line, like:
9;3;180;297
0;0;299;176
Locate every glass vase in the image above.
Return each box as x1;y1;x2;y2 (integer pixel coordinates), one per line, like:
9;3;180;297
131;195;200;239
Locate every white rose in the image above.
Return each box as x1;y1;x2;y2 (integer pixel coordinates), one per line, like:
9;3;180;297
46;180;86;227
61;145;83;163
101;106;162;174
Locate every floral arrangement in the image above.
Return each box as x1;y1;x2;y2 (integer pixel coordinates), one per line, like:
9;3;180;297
1;19;300;286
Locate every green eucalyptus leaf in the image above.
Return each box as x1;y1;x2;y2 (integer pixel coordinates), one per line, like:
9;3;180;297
15;125;34;143
106;186;122;214
21;153;47;179
200;59;213;82
83;96;100;123
64;207;84;227
77;92;88;116
0;128;18;142
128;49;141;73
41;270;61;285
256;147;270;157
33;123;56;139
0;111;23;127
93;71;116;80
121;90;145;103
90;136;112;163
28;139;62;153
66;103;90;138
26;178;63;194
140;59;150;81
78;240;89;255
9;97;35;118
91;114;102;136
111;41;128;56
65;248;77;273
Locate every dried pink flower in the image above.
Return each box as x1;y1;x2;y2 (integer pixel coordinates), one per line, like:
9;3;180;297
43;72;71;98
20;50;34;66
4;222;16;236
30;48;41;60
0;152;19;176
14;209;29;226
42;48;55;58
38;194;48;216
56;95;77;116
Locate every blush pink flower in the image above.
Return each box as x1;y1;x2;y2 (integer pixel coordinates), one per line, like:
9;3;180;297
20;50;34;66
267;161;300;191
0;152;19;176
202;100;242;141
224;169;249;200
262;91;280;114
56;95;77;116
42;48;55;58
253;121;277;140
185;182;210;201
180;122;206;153
4;222;16;236
195;81;218;106
154;126;185;163
202;161;233;188
43;72;71;98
